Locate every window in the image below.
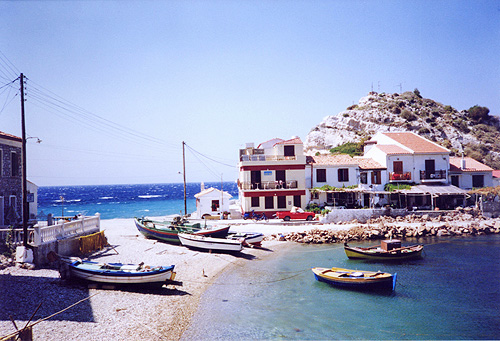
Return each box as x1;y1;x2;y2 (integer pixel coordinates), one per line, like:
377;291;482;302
371;171;381;184
451;175;459;187
11;152;19;177
316;169;326;182
360;172;368;184
472;175;484;188
251;196;260;207
211;200;220;212
284;145;295;157
277;196;286;209
265;196;274;209
338;168;349;182
294;195;301;207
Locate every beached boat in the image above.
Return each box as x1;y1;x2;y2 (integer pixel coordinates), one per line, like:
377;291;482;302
178;233;243;252
227;232;264;247
312;266;397;291
60;257;176;286
344;239;423;261
134;217;230;244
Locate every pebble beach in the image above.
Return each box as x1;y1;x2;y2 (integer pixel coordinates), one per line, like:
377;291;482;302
1;213;499;340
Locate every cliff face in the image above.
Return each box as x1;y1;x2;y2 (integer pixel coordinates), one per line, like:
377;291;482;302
304;91;500;169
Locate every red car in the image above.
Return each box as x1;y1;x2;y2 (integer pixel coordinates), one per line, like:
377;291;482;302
275;210;316;221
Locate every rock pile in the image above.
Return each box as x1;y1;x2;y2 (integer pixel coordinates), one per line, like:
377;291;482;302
266;208;500;244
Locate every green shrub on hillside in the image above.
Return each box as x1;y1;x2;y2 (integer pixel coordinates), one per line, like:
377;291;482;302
330;142;363;156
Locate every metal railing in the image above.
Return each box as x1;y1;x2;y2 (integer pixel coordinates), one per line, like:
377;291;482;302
239;180;298;190
420;169;446;180
240;155;297;162
389;172;412;181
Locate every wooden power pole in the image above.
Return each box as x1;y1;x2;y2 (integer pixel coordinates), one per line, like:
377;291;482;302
20;73;29;247
182;141;187;216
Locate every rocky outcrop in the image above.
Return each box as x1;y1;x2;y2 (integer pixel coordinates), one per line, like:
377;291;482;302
266;208;500;244
304;91;500;169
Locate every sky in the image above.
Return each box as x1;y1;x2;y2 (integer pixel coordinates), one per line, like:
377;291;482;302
0;0;498;186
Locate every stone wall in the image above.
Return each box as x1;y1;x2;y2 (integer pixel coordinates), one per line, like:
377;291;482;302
0;143;23;225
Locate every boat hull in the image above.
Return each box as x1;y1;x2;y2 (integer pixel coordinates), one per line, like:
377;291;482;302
312;267;396;291
227;232;264;246
134;217;229;244
344;244;423;261
178;233;243;252
67;260;176;285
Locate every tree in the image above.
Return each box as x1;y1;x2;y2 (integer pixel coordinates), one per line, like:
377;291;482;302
413;88;422;98
468;105;490;123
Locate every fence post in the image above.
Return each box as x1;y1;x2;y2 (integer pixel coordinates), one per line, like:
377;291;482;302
33;225;42;246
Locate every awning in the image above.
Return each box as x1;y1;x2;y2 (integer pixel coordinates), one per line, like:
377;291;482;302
400;184;468;196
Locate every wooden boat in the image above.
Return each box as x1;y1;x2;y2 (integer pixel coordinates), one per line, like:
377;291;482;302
227;232;264;247
312;266;397;291
134;217;230;244
60;257;176;286
178;233;243;252
344;239;423;261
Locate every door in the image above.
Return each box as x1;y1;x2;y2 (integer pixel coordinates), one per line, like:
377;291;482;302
0;197;3;226
393;161;403;174
425;159;435;179
275;170;286;188
251;170;261;189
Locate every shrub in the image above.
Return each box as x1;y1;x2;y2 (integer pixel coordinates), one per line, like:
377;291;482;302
401;109;417;121
347;104;358;110
330;142;363;157
343;113;350;117
468;105;490;123
418;127;431;134
413;88;422;98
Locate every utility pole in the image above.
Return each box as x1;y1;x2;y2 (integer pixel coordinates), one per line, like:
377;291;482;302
20;73;29;247
182;141;187;216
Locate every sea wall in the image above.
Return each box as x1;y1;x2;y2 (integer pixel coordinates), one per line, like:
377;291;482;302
319;208;407;224
267;207;500;244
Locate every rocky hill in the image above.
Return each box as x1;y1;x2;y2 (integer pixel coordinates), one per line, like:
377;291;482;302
304;90;500;169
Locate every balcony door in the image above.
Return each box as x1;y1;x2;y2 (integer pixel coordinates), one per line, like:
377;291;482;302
251;170;261;189
275;170;286;188
393;161;403;174
425;160;435;179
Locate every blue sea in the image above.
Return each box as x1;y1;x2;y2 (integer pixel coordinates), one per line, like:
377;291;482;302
37;182;239;220
37;183;500;339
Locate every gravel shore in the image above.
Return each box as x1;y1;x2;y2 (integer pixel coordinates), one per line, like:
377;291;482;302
0;218;300;341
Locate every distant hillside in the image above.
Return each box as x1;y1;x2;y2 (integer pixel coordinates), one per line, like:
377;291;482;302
304;90;500;169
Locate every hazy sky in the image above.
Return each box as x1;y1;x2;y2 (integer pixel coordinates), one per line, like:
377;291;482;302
1;1;498;186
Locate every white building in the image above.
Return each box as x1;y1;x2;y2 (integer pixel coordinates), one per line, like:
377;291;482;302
449;157;494;190
194;187;232;218
238;137;307;215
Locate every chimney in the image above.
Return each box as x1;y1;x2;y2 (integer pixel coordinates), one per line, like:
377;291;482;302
461;155;466;170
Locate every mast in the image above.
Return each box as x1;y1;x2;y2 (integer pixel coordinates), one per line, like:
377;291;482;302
182;141;187;216
20;73;29;247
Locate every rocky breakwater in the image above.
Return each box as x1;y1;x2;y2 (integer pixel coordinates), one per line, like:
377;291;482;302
266;208;500;244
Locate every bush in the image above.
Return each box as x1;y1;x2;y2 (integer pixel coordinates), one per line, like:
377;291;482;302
401;109;417;121
347;104;358;110
330;142;363;157
413;88;422;98
468;105;490;123
418;127;431;134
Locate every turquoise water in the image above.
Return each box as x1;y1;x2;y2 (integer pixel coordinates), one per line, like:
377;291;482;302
184;235;500;340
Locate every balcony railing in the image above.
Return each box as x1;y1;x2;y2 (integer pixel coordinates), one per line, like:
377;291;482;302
239;180;298;190
420;170;446;180
240;155;297;162
389;172;412;181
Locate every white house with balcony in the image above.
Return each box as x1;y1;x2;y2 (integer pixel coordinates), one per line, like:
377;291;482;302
238;137;307;215
364;132;450;184
306;154;388;208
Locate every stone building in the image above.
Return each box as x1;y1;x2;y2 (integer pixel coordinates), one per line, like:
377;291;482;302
0;131;38;226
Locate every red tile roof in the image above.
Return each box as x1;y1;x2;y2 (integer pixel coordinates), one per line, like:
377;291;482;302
0;131;22;142
375;144;412;155
307;154;385;169
274;137;303;146
381;132;449;154
449;157;493;172
493;170;500;178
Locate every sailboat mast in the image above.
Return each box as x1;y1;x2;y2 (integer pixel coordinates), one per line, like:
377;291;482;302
182;141;187;216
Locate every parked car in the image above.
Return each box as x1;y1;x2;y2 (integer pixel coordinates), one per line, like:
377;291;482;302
275;208;316;221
